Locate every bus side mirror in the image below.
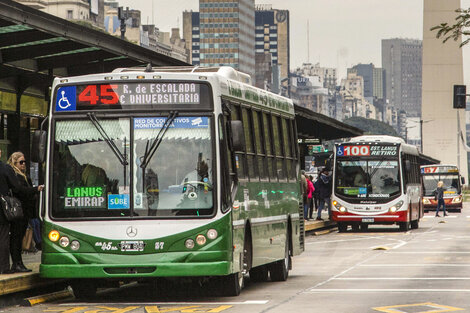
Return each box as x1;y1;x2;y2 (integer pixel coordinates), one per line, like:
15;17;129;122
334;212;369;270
405;160;411;172
462;177;466;185
230;120;245;151
31;130;47;163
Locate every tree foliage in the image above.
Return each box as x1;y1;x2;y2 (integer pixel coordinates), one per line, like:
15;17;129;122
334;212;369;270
431;8;470;47
343;117;399;137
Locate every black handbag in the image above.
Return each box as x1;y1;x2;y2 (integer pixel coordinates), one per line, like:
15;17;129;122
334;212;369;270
1;192;23;221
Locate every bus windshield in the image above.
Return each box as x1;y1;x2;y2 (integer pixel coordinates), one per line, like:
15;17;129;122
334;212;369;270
52;116;214;218
334;159;401;199
422;174;460;196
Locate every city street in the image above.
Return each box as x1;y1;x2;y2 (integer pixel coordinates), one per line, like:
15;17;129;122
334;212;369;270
5;205;470;313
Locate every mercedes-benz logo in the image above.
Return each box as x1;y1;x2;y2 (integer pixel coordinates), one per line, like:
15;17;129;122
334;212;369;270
126;226;137;237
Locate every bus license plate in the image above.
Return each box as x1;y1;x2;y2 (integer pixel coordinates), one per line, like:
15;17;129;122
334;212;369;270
119;241;145;252
362;218;374;223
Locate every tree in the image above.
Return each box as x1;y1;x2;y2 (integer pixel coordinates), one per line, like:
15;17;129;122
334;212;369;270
431;8;470;47
343;117;399;137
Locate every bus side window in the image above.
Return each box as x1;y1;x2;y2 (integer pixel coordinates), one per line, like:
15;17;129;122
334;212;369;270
231;104;246;179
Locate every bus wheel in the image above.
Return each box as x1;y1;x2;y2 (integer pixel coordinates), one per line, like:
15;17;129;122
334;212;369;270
250;265;269;282
399;222;410;231
410;219;419;229
269;233;290;282
71;280;97;299
220;272;243;296
338;222;348;232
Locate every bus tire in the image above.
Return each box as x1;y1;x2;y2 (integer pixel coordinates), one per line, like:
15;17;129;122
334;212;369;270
399;221;410;231
269;233;290;282
338;222;347;232
410;219;419;229
71;280;97;299
249;265;269;282
220;272;243;296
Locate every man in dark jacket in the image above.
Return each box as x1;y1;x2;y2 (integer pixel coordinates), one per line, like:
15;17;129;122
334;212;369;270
315;168;332;221
0;151;40;274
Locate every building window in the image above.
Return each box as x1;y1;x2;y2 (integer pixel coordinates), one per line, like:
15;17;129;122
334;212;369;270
67;10;73;19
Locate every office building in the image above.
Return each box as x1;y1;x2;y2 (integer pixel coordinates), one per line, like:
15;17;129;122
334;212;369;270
382;38;422;117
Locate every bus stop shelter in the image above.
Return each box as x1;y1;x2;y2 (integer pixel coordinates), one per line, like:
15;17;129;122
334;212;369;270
0;0;187;161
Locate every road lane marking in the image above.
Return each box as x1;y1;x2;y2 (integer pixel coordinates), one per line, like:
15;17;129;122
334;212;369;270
59;301;269;306
373;302;464;313
385;251;470;254
360;264;470;267
305;288;470;293
306;236;385;245
335;277;470;280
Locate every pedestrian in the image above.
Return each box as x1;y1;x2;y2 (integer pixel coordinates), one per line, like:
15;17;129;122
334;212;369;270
0;150;40;274
316;168;332;221
7;152;44;272
434;181;447;217
305;175;315;220
301;170;308;220
308;175;315;219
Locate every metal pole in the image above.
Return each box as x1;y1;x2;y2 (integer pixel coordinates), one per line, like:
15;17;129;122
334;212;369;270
420;119;423;152
457;109;461;170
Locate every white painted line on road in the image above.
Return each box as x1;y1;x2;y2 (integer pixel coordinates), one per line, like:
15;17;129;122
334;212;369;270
305;289;470;293
61;300;270;305
360;263;470;267
335;277;470;280
385;251;470;254
306;236;384;245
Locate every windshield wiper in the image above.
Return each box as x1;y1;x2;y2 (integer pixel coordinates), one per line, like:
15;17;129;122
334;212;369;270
140;111;178;169
87;112;128;166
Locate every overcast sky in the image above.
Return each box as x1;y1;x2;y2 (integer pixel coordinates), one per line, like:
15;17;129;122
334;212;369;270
116;0;470;81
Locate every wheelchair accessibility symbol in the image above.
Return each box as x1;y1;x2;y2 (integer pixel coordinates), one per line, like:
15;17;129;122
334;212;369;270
55;86;76;111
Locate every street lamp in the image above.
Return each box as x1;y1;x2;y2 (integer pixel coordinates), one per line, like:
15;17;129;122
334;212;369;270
408;119;433;152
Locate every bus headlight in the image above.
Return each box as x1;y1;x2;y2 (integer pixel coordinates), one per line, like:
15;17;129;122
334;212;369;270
185;239;195;249
70;240;80;251
452;195;463;203
423;198;431;204
207;229;218;240
389;200;404;213
332;200;338;207
196;234;207;246
59;236;70;247
48;230;60;242
339;206;347;212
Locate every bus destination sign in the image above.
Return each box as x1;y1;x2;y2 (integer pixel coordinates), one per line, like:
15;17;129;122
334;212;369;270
55;82;202;111
337;145;398;157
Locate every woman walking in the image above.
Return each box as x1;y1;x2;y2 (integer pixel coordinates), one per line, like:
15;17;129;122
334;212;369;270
7;152;43;272
434;181;447;218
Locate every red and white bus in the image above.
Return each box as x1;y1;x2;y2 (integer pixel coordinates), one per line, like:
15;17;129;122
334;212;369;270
331;136;423;232
421;165;465;213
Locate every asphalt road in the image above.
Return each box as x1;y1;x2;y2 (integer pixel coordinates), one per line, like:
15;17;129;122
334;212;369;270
5;206;470;313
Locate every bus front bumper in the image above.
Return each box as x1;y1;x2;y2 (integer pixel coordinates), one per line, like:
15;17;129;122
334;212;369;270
332;210;408;223
40;252;231;279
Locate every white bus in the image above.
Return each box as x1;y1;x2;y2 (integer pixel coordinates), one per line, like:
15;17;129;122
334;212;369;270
331;135;423;232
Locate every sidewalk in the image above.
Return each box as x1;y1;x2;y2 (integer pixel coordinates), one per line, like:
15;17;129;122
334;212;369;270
0;212;336;299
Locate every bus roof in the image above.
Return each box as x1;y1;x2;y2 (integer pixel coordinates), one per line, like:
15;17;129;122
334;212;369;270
53;66;295;115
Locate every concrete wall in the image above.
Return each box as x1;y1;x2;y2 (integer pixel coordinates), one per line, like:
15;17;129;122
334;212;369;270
422;0;467;182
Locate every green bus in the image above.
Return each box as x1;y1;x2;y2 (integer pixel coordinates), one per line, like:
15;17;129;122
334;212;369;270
34;66;304;297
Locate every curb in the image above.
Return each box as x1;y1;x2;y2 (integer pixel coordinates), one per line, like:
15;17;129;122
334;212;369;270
22;289;73;306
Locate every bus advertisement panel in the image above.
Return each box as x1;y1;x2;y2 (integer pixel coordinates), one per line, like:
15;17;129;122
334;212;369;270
421;165;464;212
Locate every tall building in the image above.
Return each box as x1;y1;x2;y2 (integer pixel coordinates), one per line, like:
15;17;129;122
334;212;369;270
182;11;200;65
422;0;467;181
382;38;422;117
196;0;255;78
255;5;290;89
